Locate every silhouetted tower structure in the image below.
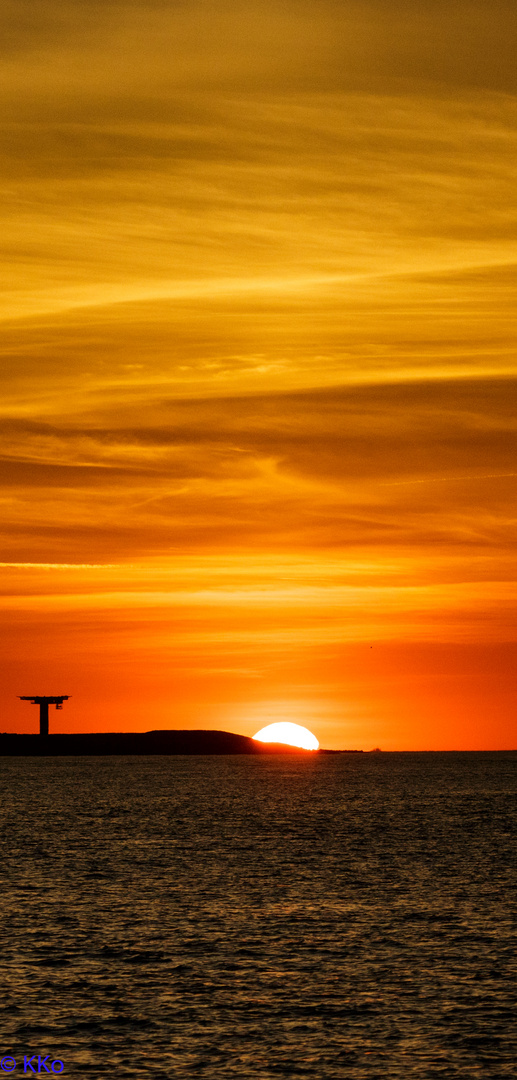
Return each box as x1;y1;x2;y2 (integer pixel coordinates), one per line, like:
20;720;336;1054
19;696;70;736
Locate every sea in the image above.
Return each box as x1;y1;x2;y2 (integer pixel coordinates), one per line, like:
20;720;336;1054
1;751;515;1079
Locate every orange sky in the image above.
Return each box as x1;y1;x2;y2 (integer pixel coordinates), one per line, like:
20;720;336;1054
1;1;516;748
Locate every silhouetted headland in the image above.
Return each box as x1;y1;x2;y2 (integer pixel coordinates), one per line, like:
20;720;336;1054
0;729;362;755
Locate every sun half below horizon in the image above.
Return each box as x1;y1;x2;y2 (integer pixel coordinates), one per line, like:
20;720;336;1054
252;723;319;751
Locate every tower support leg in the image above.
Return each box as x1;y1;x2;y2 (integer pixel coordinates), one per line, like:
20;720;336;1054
40;701;49;737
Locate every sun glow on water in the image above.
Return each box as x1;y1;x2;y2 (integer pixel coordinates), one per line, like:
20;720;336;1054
252;721;319;750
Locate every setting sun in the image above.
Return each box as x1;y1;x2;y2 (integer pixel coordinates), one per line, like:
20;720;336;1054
252;722;319;751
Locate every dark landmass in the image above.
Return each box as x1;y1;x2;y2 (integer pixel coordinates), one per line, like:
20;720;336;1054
0;729;362;756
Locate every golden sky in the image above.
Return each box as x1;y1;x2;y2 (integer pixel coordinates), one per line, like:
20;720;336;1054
1;0;516;747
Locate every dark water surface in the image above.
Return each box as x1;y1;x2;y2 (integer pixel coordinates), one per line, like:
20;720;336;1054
1;752;515;1078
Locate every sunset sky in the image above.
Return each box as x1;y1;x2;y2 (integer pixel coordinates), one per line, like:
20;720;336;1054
1;0;516;748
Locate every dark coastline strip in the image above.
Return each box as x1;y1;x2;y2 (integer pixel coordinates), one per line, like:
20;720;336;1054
0;730;360;756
